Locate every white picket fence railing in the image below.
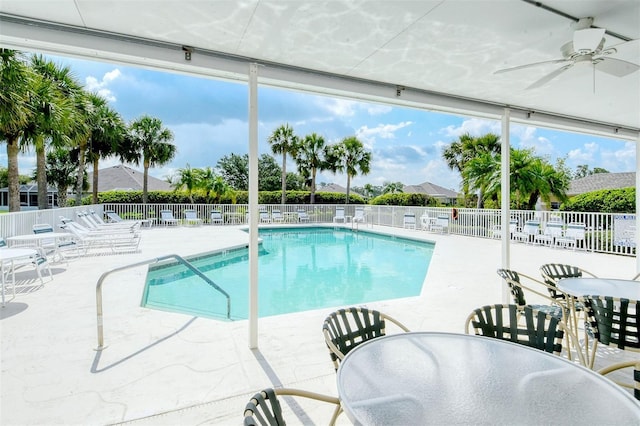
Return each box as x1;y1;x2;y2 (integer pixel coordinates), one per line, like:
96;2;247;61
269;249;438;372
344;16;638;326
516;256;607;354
0;204;635;256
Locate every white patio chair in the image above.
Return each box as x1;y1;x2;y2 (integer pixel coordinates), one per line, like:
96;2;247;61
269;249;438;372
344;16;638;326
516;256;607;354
183;209;203;226
210;210;224;225
297;209;310;222
271;209;284;223
259;210;272;223
429;215;449;233
333;207;346;223
513;220;540;243
534;222;564;246
353;207;365;223
555;222;586;250
403;212;416;229
160;209;180;226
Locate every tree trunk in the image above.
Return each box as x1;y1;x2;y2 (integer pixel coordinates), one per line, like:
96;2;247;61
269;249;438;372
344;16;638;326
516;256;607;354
310;167;316;204
75;139;86;206
57;184;68;207
281;152;287;205
143;159;150;204
7;136;21;212
92;157;100;204
345;174;351;204
36;137;48;209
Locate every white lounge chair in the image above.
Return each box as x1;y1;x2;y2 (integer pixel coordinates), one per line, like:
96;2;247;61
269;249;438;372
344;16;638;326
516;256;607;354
353;207;365;223
183;209;203;226
333;207;346;223
297;209;310;222
160;209;179;226
534;222;564;246
403;213;416;229
271;209;284;223
489;218;519;239
259;210;272;223
429;215;449;233
555;222;586;250
210;210;223;225
60;219;141;253
513;220;540;243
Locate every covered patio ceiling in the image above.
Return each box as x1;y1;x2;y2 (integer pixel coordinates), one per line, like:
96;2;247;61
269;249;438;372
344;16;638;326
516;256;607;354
1;0;639;140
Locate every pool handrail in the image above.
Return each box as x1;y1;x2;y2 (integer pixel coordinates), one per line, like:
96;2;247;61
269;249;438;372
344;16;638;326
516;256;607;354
95;254;231;350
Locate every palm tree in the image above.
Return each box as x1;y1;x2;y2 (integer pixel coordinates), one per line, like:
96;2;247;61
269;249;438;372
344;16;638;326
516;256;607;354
44;147;79;207
326;136;371;204
267;123;299;204
442;133;501;206
295;133;328;204
463;147;570;209
0;49;33;211
85;96;126;204
173;163;201;203
28;55;79;208
382;181;404;194
128;115;176;203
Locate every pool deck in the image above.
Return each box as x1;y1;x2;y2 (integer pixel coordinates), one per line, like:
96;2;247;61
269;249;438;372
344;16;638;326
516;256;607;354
1;224;637;425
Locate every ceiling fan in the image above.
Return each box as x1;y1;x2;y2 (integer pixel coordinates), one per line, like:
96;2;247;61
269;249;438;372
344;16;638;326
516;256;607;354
494;18;640;90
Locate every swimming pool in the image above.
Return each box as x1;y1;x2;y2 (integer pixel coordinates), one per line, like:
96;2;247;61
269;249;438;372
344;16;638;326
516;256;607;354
142;227;435;320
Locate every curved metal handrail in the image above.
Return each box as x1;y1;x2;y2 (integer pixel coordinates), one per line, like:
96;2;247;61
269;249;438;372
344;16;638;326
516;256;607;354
95;254;231;350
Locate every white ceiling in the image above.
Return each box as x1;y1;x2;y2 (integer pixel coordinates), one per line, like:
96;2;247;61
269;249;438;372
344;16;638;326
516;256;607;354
1;0;639;139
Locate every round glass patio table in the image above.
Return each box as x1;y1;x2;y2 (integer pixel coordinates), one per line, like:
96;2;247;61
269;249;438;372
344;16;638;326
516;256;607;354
336;332;640;425
558;277;640;300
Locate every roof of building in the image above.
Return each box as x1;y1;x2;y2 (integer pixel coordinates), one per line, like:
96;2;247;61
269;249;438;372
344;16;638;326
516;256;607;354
567;172;635;196
403;182;459;199
87;165;173;192
318;183;348;194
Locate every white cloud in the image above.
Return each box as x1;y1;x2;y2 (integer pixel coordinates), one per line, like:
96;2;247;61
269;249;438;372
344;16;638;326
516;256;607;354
600;141;636;172
441;117;500;138
356;122;413;148
317;98;358;116
315;98;392;117
84;68;121;102
366;104;392;115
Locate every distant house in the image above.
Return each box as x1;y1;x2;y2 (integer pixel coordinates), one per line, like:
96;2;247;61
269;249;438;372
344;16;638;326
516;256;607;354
0;184;58;211
567;172;635;197
403;182;459;205
87;165;173;192
318;183;348;194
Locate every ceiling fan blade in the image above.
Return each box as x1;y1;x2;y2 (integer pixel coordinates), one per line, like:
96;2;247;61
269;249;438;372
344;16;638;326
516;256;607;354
595;57;640;77
494;59;569;74
526;64;573;90
573;28;606;53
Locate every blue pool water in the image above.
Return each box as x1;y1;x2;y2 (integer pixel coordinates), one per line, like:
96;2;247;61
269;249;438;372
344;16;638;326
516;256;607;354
142;227;434;320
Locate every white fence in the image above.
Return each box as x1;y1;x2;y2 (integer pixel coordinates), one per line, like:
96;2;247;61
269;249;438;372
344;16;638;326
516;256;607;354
0;204;635;256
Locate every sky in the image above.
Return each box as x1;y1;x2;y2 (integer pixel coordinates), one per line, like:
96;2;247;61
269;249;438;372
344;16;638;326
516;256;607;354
5;54;637;192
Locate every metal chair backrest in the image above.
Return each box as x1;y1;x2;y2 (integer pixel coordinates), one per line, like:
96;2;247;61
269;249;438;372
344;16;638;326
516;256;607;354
496;268;527;306
243;388;341;426
322;306;409;371
539;263;584;299
244;388;284;426
465;304;565;355
583;296;639;351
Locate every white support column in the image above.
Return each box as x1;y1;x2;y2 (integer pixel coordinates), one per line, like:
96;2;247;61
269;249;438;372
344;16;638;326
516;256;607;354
248;63;259;349
501;109;511;304
636;132;640;274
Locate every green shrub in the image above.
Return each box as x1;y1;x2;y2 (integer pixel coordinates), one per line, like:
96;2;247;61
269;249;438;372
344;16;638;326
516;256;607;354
370;193;432;206
561;187;635;213
84;189;366;205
